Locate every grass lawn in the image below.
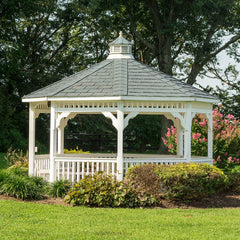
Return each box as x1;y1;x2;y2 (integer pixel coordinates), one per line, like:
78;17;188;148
0;200;240;240
0;153;7;169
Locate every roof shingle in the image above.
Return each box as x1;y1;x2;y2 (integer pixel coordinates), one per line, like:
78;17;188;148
23;58;216;100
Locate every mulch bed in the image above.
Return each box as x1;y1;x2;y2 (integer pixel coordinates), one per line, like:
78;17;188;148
1;192;240;209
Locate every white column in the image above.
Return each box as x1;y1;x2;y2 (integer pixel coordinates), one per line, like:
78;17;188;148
184;104;192;162
176;119;183;157
49;104;57;182
207;112;213;164
28;103;36;176
57;120;64;154
117;103;124;181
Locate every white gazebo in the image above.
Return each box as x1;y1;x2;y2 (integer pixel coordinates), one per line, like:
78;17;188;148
22;32;217;182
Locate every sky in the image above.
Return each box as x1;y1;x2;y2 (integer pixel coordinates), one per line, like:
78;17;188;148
196;50;239;91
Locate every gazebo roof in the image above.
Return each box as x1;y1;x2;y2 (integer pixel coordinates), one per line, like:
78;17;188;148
23;33;217;103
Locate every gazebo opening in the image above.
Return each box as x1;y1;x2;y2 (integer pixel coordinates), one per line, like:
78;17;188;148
23;32;216;182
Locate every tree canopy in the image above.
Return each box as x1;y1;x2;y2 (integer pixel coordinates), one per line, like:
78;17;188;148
0;0;240;152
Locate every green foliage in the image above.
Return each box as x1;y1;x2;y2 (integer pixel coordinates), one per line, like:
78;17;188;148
127;163;228;201
125;164;162;198
65;172;156;207
48;180;71;198
0;153;7;169
4;147;28;168
163;108;240;172
225;166;240;193
156;163;228;200
0;166;47;200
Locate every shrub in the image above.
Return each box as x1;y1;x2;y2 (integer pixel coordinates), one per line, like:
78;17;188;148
4;147;28;168
156;163;228;200
225;166;240;193
125;164;162;198
65;172;156;207
48;180;71;198
163;108;240;172
126;163;228;201
0;166;47;200
0;170;8;188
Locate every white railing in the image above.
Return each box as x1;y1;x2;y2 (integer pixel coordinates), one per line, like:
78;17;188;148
34;155;50;180
55;158;117;182
123;157;187;175
34;154;212;182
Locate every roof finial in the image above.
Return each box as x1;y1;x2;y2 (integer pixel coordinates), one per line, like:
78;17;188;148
107;31;134;59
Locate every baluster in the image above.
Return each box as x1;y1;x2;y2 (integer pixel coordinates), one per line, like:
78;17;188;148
82;162;84;179
72;162;75;182
112;162;115;175
62;162;65;180
77;162;80;182
96;162;99;172
86;162;89;175
67;162;70;180
107;162;109;174
91;162;94;176
57;162;60;180
101;162;104;171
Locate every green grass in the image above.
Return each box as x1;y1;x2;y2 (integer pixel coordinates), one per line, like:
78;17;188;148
0;200;240;240
0;153;7;169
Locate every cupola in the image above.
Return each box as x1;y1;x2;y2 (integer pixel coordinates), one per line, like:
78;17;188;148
107;31;134;59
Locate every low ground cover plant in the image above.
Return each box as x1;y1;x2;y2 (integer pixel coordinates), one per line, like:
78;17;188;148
0;166;47;200
48;180;71;198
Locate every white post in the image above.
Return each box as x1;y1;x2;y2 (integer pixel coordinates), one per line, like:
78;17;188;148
176;119;183;157
50;103;57;182
207;112;213;164
184;104;192;162
117;102;124;181
57;120;64;154
28;103;36;176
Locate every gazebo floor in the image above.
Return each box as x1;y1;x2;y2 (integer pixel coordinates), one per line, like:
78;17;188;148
34;153;212;182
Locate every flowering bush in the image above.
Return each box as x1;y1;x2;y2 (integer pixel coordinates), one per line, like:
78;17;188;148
64;146;90;154
163;108;240;171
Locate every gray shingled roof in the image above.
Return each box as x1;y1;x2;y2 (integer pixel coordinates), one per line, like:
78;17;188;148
23;58;216;100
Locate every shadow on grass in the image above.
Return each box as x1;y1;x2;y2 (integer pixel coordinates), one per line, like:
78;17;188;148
159;192;240;209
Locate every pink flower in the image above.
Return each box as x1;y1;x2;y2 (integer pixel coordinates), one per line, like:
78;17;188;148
171;128;176;135
194;119;198;122
225;120;229;124
199;122;206;127
224;152;228;156
217;155;221;161
199;139;202;142
192;133;201;139
213;159;215;163
202;137;207;142
166;131;171;137
217;125;221;129
228;157;232;161
168;144;173;150
227;114;234;119
221;130;226;135
175;139;177;143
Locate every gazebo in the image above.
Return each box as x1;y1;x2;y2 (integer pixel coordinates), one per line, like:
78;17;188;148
22;32;217;182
